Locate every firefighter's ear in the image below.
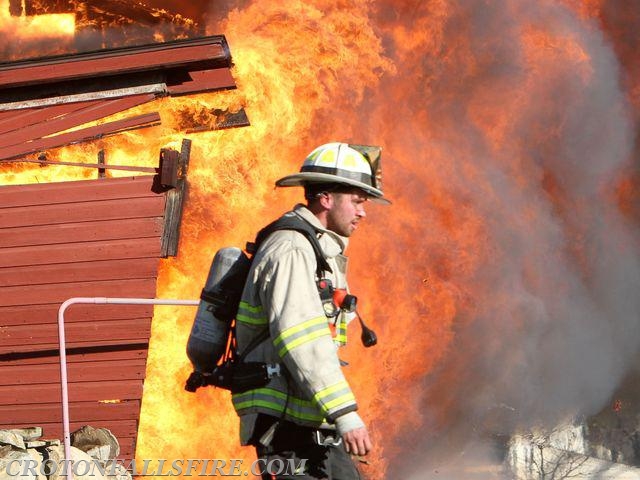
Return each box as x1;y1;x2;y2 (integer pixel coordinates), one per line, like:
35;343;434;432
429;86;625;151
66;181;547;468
317;191;334;209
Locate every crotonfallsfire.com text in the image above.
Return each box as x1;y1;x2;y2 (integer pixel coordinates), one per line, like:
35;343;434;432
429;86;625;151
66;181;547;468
5;458;307;477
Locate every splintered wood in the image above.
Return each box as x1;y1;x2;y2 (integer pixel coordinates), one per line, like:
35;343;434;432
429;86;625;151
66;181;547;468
0;36;245;163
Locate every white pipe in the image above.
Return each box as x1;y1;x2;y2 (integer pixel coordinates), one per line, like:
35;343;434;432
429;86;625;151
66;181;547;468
57;297;199;480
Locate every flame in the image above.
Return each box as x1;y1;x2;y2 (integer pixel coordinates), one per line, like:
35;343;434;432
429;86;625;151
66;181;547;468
2;0;640;479
0;0;74;59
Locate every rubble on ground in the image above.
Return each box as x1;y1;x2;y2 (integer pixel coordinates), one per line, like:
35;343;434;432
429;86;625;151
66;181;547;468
0;426;131;480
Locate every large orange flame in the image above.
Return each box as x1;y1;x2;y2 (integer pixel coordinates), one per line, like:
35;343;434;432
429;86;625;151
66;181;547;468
2;0;640;478
0;0;74;59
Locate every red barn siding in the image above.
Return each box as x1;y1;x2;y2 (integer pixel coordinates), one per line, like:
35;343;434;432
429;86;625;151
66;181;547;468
0;175;167;459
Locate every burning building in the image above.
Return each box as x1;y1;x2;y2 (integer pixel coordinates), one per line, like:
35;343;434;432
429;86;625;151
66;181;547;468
1;0;640;479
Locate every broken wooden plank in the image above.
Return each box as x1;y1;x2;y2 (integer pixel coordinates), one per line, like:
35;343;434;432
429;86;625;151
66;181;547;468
0;83;166;112
0;36;230;90
166;67;236;96
0;111;161;161
184;108;250;133
0;94;156;150
0;100;99;135
161;139;191;257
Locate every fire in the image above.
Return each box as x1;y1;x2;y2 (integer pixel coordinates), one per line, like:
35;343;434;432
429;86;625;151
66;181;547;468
2;0;640;478
0;0;74;59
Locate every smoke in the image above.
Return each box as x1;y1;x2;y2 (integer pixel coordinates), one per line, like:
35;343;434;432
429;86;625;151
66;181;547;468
3;0;638;477
352;0;640;477
210;0;638;476
201;0;640;477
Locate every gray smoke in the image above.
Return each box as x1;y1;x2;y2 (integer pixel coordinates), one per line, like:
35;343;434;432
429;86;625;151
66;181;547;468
358;1;640;477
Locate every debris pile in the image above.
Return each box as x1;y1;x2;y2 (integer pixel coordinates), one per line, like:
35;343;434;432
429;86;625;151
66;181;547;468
0;426;131;480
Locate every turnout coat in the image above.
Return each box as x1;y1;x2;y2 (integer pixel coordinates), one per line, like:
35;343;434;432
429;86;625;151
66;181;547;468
232;204;359;444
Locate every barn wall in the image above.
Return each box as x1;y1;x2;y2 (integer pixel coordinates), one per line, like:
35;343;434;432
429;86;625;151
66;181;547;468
0;175;166;459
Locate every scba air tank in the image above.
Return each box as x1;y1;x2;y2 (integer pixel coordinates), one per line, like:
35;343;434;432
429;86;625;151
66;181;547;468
186;247;251;375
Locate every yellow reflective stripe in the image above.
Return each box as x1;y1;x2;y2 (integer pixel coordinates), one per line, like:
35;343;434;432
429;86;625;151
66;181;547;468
234;399;281;412
238;301;263;313
313;381;348;404
277;328;330;357
234;387;288;401
324;392;356;411
236;314;267;325
232;388;325;422
334;333;347;344
237;301;267;325
313;381;356;412
273;316;327;347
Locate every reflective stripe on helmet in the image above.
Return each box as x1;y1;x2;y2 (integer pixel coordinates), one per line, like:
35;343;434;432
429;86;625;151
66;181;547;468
300;165;373;186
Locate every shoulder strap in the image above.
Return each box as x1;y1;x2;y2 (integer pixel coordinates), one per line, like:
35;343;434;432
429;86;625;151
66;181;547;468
248;213;333;278
236;213;333;360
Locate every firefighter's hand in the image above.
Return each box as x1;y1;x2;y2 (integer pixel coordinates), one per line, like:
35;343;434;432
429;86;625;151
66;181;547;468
335;411;372;455
342;427;372;456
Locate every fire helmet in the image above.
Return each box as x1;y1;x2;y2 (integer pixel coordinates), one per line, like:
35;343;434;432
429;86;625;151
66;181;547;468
275;142;391;204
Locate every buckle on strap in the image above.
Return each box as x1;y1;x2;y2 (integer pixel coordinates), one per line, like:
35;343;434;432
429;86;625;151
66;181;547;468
314;430;343;447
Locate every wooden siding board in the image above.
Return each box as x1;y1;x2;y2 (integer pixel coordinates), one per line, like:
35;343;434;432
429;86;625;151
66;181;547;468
0;109;16;123
0;40;228;89
0;175;158;209
1;257;160;287
0;338;151;357
0;195;165;229
0;238;162;268
0;95;156;149
0;277;158;307
1;303;155;326
0;303;154;326
0;379;143;405
0;176;158;208
0;358;147;385
1;317;152;347
0;345;149;366
0;218;163;249
0;112;161;161
1;401;140;425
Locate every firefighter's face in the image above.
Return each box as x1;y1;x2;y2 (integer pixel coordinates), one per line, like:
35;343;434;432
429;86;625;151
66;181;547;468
325;190;368;237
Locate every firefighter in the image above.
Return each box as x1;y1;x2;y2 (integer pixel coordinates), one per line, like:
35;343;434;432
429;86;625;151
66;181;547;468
231;142;390;479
